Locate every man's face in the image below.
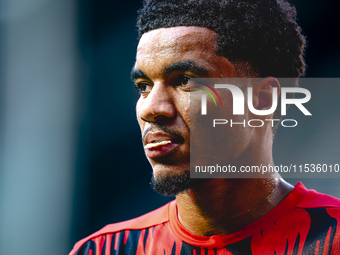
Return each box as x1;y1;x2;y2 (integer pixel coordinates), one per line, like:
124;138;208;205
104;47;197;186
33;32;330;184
133;26;240;194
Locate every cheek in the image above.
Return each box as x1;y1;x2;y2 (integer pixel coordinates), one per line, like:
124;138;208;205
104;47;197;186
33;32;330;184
136;98;141;116
136;99;144;131
178;93;191;126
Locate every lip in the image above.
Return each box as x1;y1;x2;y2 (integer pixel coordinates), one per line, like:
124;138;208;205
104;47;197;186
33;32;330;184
144;131;183;158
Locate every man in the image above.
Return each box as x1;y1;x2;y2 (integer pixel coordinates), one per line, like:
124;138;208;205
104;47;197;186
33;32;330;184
70;0;340;254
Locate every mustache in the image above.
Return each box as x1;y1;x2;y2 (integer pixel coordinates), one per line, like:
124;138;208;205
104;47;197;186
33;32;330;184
142;124;184;144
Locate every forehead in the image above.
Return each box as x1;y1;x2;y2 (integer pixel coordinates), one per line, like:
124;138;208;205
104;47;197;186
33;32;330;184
135;26;238;78
136;27;217;72
137;26;217;54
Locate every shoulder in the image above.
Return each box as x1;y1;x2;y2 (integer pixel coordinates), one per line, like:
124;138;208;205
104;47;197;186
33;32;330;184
295;182;340;210
294;183;340;227
69;201;174;255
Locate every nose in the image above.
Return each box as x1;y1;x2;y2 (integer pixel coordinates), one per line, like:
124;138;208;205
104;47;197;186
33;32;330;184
138;82;176;125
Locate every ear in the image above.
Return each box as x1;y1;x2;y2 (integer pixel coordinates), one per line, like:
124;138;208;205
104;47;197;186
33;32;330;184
252;77;280;111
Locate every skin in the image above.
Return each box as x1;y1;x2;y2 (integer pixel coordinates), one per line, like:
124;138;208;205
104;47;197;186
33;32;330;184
133;26;294;236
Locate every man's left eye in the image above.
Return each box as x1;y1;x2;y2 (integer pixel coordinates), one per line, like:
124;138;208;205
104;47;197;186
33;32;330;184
178;75;191;86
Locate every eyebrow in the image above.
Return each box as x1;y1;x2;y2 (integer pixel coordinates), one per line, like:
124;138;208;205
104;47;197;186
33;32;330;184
163;60;210;77
130;68;149;81
131;60;210;81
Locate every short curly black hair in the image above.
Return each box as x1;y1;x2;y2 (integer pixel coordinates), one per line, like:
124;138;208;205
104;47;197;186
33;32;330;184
136;0;307;133
137;0;306;78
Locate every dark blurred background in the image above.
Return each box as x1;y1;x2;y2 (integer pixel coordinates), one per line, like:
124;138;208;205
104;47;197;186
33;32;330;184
0;0;339;254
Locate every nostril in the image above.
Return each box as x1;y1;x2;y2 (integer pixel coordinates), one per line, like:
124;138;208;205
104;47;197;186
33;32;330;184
154;115;174;125
140;116;151;123
154;115;165;121
140;114;174;125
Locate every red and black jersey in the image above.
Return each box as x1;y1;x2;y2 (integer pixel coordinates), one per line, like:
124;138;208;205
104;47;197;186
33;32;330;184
70;182;340;255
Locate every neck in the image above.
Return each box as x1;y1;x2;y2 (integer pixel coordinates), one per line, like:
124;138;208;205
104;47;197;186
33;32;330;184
176;178;293;236
176;126;293;236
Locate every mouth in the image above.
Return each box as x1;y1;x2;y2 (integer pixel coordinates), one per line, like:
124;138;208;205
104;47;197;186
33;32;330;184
144;132;184;159
144;140;172;149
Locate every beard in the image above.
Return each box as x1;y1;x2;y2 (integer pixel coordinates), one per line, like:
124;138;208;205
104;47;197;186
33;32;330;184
150;171;191;196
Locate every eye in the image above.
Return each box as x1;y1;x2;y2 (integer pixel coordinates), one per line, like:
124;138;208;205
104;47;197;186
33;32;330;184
176;75;194;92
135;82;152;94
178;75;193;87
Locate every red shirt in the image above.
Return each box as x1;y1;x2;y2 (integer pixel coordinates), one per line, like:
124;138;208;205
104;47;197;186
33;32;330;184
70;182;340;255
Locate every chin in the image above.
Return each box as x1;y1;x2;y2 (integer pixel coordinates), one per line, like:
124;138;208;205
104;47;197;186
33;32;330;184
151;166;191;196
